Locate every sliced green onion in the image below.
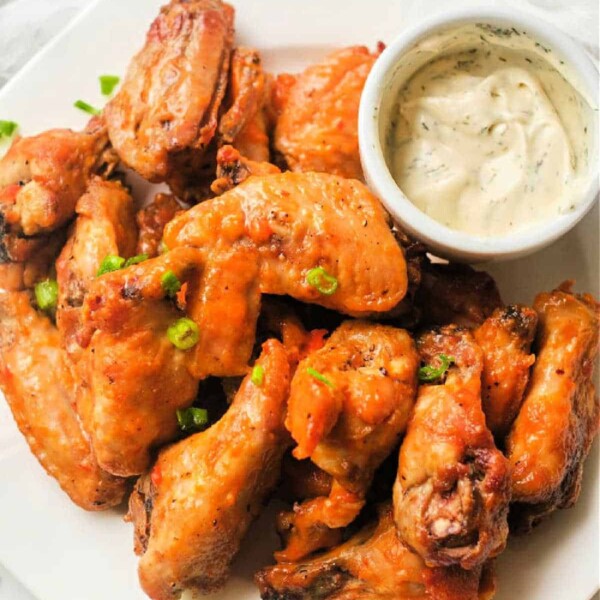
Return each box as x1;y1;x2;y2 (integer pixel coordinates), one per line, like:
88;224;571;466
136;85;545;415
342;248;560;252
0;120;19;139
34;279;58;312
251;365;265;386
99;74;120;96
418;354;455;383
307;367;334;388
176;407;208;432
97;255;125;276
161;270;181;297
167;317;199;350
124;254;148;267
306;267;338;296
159;240;169;255
74;100;101;116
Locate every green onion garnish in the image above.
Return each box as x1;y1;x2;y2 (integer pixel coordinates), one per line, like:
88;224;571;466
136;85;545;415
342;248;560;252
159;240;169;254
306;267;338;296
97;255;125;276
251;365;265;386
99;74;120;96
167;317;199;350
307;367;334;388
161;270;181;297
74;100;101;116
34;279;58;313
0;120;19;139
176;407;208;432
124;254;148;267
418;354;455;383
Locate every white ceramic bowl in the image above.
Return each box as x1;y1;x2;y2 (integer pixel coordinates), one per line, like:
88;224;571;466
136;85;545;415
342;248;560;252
359;6;599;262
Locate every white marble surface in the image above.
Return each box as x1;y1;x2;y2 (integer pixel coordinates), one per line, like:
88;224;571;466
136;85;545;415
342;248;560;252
0;1;597;599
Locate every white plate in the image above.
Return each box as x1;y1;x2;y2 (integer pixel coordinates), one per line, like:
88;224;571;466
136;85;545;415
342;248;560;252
0;1;598;599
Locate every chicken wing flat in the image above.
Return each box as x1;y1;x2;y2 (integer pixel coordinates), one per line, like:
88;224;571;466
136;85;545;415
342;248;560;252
473;305;537;439
77;248;202;476
256;504;495;600
128;339;291;599
394;326;510;569
416;262;503;329
0;290;126;510
136;193;182;258
56;177;138;360
506;283;599;532
272;45;381;180
0;119;116;262
105;0;234;198
278;321;418;560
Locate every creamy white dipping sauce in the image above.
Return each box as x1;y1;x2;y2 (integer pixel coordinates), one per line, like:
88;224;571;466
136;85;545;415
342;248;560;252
388;36;592;237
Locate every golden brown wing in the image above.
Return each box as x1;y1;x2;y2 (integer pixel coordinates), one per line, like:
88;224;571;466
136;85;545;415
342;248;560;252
0;290;126;510
506;283;599;532
257;503;494;600
474;305;538;439
128;339;291;599
394;326;510;569
273;45;381;180
135;193;182;258
56;177;137;360
105;0;234;198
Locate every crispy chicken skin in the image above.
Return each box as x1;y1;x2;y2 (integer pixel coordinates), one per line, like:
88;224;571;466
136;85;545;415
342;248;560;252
394;326;510;569
56;177;138;360
257;504;495;600
128;339;291;599
506;283;599;532
136;193;182;258
77;248;202;476
162;172;408;377
0;119;116;262
105;0;234;198
0;291;126;510
416;263;503;329
272;46;380;180
277;321;418;560
474;305;538;439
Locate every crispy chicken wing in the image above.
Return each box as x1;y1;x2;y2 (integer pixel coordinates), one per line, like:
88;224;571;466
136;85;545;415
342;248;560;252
77;248;202;476
474;305;538;439
136;193;182;258
416;263;503;329
56;177;138;360
0;119;116;262
277;321;418;561
394;326;510;569
256;503;495;600
506;283;599;532
164;172;408;377
272;46;381;179
105;0;234;198
0;290;126;510
128;339;291;599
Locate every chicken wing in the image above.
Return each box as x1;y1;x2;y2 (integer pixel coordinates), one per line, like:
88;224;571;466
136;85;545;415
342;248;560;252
256;503;495;600
416;262;503;329
128;339;291;599
0;290;126;510
394;326;510;569
136;193;182;258
272;45;381;179
276;321;418;561
0;118;116;262
473;305;538;439
506;283;599;532
105;0;234;199
56;177;138;360
77;248;202;476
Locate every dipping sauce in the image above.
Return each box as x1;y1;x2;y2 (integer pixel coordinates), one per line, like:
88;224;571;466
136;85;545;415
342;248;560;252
388;34;592;237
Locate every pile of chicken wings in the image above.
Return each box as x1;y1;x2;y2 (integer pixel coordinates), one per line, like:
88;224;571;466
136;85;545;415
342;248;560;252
0;2;598;599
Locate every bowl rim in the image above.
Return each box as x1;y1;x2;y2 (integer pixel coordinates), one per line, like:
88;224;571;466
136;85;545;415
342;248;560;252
359;5;599;261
